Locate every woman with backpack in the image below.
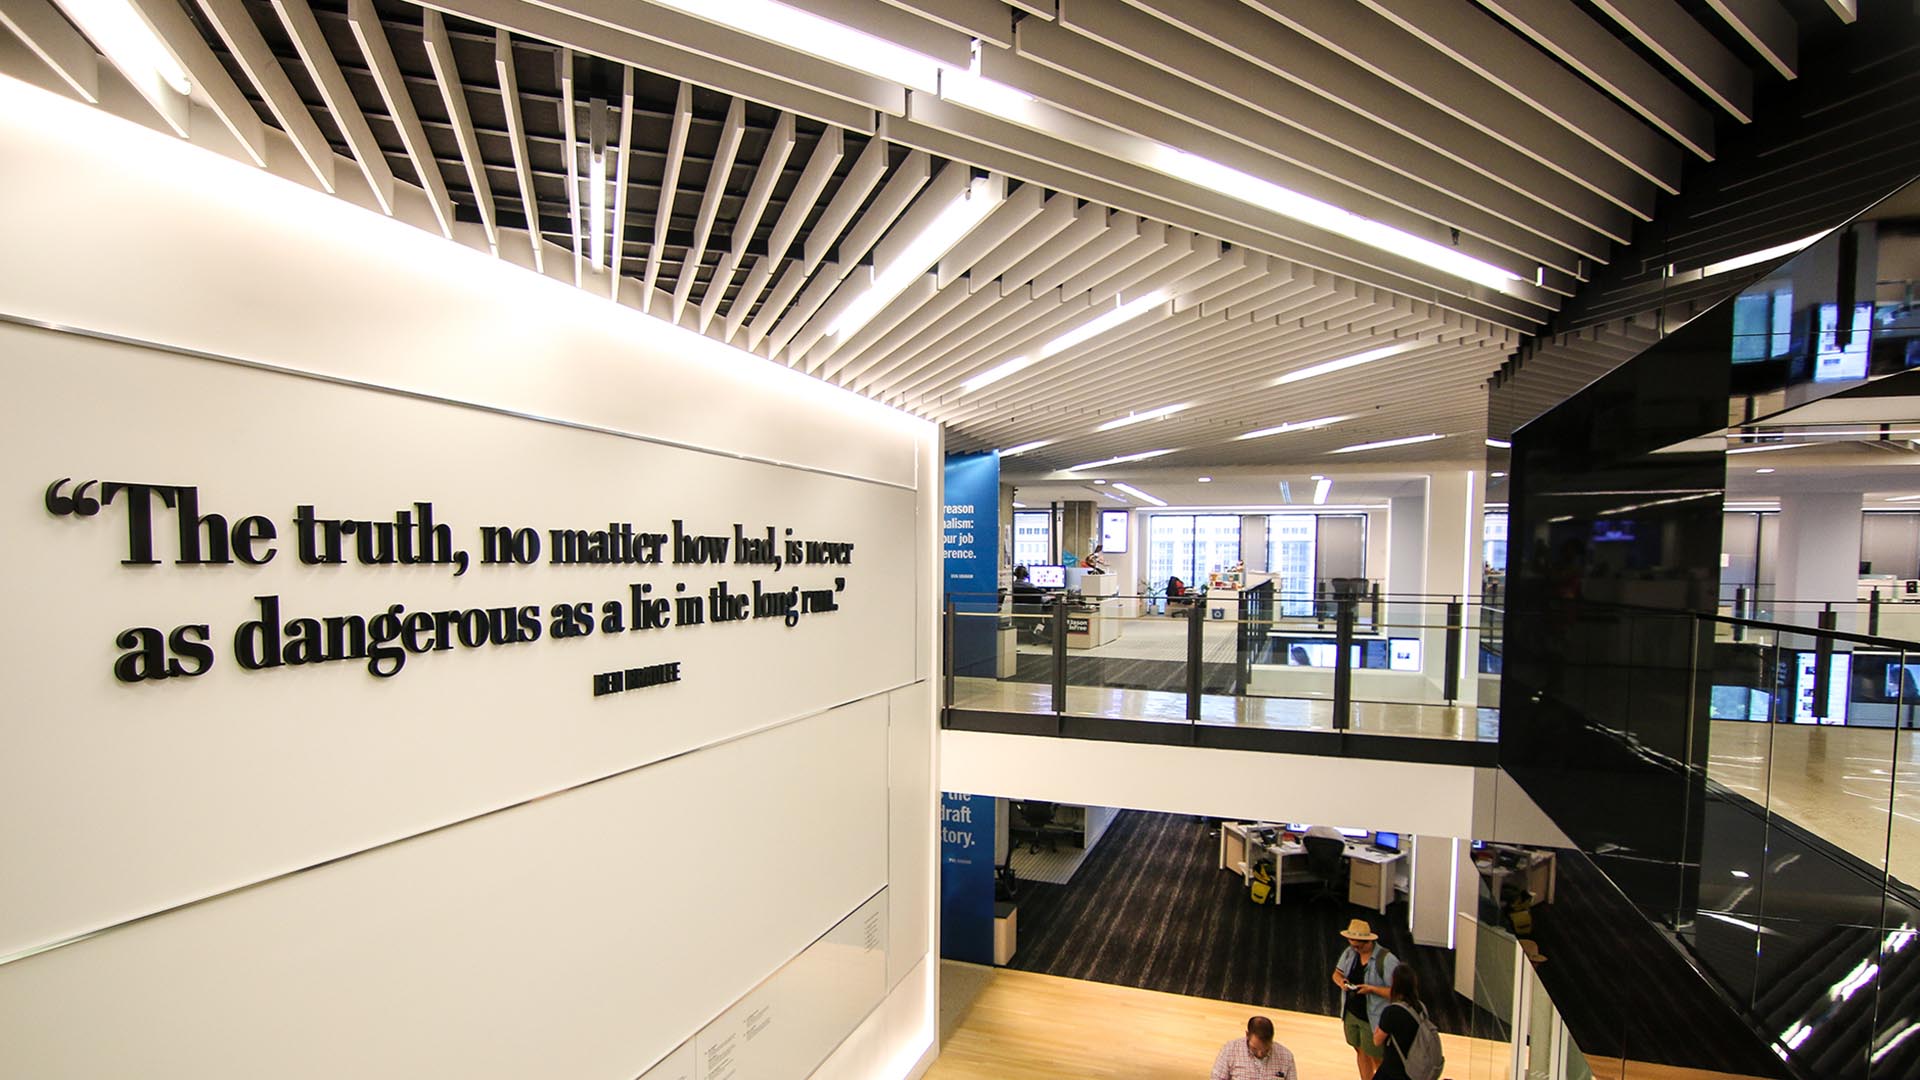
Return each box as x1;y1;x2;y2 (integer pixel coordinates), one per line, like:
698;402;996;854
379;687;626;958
1372;966;1444;1080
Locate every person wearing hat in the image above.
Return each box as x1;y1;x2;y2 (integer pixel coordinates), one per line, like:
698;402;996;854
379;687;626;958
1331;918;1400;1080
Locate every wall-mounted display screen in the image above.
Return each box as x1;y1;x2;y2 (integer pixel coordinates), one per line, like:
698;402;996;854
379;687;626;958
1389;638;1422;672
1710;685;1771;721
1028;565;1066;589
1100;509;1128;553
1592;519;1636;543
1813;302;1874;382
1793;651;1851;724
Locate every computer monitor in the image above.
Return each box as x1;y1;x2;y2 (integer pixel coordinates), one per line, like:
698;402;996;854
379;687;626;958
1028;564;1065;589
1337;827;1370;839
1373;831;1401;853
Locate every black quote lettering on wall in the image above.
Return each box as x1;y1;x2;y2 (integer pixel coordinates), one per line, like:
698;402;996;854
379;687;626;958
42;479;856;687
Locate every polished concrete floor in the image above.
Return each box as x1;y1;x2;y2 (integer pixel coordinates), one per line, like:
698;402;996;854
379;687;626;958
951;676;1497;741
1708;720;1920;885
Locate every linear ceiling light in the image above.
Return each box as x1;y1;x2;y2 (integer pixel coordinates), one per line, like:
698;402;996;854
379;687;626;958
648;0;944;92
1236;415;1352;440
587;148;608;271
1064;449;1176;471
54;0;189;95
1273;342;1420;386
962;290;1169;393
1313;478;1332;505
1486;438;1512;449
1699;233;1826;278
1000;439;1053;456
1329;434;1445;454
1094;402;1193;432
1726;442;1816;455
1111;483;1166;507
828;176;1002;340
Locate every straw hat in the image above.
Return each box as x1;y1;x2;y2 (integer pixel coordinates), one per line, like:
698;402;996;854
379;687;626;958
1340;918;1378;941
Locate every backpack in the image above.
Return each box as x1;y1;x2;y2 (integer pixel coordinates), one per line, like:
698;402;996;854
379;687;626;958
1388;1001;1445;1080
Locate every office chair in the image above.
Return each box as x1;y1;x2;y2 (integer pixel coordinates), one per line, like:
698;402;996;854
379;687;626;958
1303;836;1348;905
1015;800;1058;854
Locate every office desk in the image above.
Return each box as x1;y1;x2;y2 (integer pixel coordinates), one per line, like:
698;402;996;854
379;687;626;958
1476;847;1556;905
1219;822;1405;914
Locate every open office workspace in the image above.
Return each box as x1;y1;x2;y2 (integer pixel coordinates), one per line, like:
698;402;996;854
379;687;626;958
8;0;1920;1078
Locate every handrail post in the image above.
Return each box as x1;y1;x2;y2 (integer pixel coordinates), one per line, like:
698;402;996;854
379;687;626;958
1813;609;1837;721
1871;588;1882;637
1732;585;1748;642
1186;593;1203;723
1443;599;1462;703
1050;595;1068;716
941;595;955;717
1333;597;1354;731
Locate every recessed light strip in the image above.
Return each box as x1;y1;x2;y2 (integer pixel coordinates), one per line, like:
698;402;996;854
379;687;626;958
1111;482;1165;507
828;176;1003;340
1094;402;1193;432
1313;478;1332;505
1000;439;1053;457
1236;415;1353;440
1273;342;1419;386
1329;434;1446;455
1726;442;1816;455
55;0;190;96
1486;438;1511;449
963;290;1170;393
1064;449;1176;471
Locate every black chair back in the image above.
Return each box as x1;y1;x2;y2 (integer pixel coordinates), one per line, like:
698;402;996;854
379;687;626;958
1304;835;1346;877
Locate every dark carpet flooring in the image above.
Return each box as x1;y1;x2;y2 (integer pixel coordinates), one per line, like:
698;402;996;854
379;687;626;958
1005;810;1498;1038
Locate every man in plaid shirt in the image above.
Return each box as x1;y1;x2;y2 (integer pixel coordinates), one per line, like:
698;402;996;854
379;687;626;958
1211;1015;1301;1080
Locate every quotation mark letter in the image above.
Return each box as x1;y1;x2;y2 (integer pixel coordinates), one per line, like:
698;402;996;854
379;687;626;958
44;478;101;518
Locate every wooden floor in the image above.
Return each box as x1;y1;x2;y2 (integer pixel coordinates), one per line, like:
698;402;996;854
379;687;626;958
924;964;1510;1080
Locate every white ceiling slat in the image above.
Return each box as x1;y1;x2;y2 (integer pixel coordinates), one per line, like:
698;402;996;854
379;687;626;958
196;0;331;184
1588;0;1756;121
1821;0;1857;23
424;0;888;130
696;251;738;332
494;30;544;272
640;80;690;308
128;0;266;162
1352;0;1681;192
890;294;1117;401
271;0;397;211
672;96;745;321
710;110;796;336
817;271;961;381
766;260;847;361
957;190;1076;292
801;136;893;270
348;0;453;237
997;204;1110;294
995;28;1608;269
937;182;1046;288
723;256;775;344
608;67;637;298
1237;0;1658;209
1030;213;1145;296
739;126;844;349
558;47;584;280
876;0;1014;48
1474;0;1715;160
768;0;974;65
2;0;97;102
845;279;1010;391
830;146;932;272
1073;230;1212;305
423;8;497;249
1703;0;1798;80
1087;0;1639;238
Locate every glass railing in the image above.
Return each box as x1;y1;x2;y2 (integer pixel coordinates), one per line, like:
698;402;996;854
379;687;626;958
942;587;1501;746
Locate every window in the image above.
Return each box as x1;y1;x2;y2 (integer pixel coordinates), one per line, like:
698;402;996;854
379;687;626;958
1267;514;1317;616
1147;514;1241;589
1012;510;1052;569
1483;511;1508;573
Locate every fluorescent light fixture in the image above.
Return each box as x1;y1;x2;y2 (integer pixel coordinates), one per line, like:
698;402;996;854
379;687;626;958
1491;471;1507;478
1065;449;1176;471
648;0;944;92
1886;495;1920;503
1273;342;1419;386
1313;478;1332;505
1197;476;1213;483
1279;480;1293;503
55;0;190;95
1329;434;1445;455
588;150;608;271
1309;474;1324;480
962;290;1168;393
1012;501;1026;509
1000;439;1053;457
1094;402;1193;432
1092;479;1107;484
1486;438;1511;448
1727;442;1815;455
1236;415;1353;440
1111;482;1165;507
830;176;1001;340
1700;233;1826;278
1756;468;1775;474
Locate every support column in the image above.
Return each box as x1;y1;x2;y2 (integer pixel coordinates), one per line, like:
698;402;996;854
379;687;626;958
1408;834;1464;947
1775;491;1864;631
1423;471;1484;704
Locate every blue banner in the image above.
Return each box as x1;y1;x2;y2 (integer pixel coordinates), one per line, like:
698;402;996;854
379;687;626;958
943;451;1000;678
939;791;996;964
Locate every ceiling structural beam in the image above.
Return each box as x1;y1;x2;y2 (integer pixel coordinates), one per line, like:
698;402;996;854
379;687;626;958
423;8;497;250
196;0;331;186
671;95;744;321
608;66;636;299
1;0;96;101
640;79;688;308
271;0;396;212
348;0;452;236
494;30;543;271
1060;0;1637;239
558;46;583;280
1703;0;1798;80
128;0;265;163
746;0;975;66
1351;0;1681;189
702;110;794;335
876;0;1013;47
1588;0;1755;121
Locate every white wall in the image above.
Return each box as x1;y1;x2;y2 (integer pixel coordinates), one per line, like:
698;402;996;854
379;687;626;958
0;74;938;1080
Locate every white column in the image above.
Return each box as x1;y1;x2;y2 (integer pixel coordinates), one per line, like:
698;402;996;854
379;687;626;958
1775;491;1864;631
1407;834;1465;947
1421;471;1483;704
